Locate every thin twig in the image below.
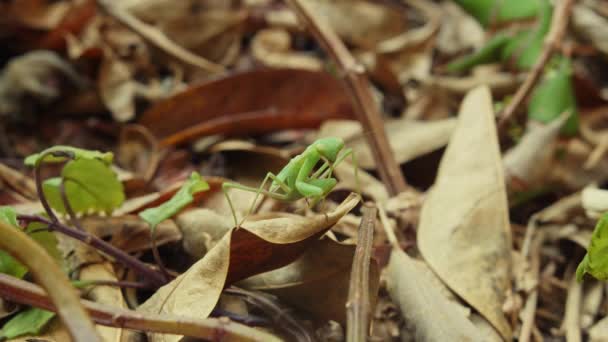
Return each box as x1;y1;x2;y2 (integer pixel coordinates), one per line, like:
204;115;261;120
150;228;172;281
96;0;225;73
34;150;73;223
0;221;101;341
285;0;407;196
0;274;281;342
519;232;543;342
18;214;167;287
497;0;576;131
346;204;377;342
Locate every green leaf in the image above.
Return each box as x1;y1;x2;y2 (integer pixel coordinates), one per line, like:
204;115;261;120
501;0;552;69
0;308;55;339
0;207;27;279
446;34;510;73
528;57;579;135
26;221;61;263
42;158;125;214
25;145;113;167
577;213;608;282
139;172;209;229
454;0;539;27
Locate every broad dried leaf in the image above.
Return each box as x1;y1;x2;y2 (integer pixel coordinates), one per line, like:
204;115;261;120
385;250;483;341
139;68;354;145
239;238;379;323
139;194;360;342
417;86;512;339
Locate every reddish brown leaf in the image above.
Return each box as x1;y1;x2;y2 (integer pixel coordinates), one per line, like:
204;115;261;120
138;68;355;146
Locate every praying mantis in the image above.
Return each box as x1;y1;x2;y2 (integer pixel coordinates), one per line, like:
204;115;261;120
222;137;358;226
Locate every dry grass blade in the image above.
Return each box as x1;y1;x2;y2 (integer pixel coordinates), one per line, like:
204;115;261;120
497;0;576;131
285;0;407;195
346;204;377;342
0;220;101;341
96;0;225;73
0;274;280;342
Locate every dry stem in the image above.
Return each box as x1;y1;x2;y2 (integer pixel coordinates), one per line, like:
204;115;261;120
285;0;407;196
0;221;101;341
497;0;576;131
0;274;280;342
346;204;377;342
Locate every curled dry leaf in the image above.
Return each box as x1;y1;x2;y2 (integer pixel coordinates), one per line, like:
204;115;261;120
176;208;233;260
504;112;569;188
582;186;608;219
139;68;354;146
97;57;136;122
138;193;360;342
239;238;379;324
385;250;483;341
417;86;512;340
251;28;323;70
305;0;408;49
318;118;457;169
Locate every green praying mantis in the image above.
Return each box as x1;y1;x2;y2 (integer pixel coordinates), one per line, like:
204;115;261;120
222;137;358;226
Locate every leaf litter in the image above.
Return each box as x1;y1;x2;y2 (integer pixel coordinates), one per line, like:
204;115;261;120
2;0;608;341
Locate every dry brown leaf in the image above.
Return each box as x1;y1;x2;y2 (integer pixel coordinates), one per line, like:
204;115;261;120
98;57;136;122
318;118;456;169
251;28;323;70
385;249;483;341
239;238;379;323
417;86;512;340
305;0;408;49
436;1;484;55
139;193;360;342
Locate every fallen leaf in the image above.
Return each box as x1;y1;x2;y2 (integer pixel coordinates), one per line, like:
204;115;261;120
97;57;136;122
385;249;483;341
417;86;512;339
138;68;355;146
176;208;233;261
239;238;379;324
572;4;608;56
138;193;359;342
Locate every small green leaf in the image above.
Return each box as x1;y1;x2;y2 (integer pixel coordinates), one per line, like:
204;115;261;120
0;308;55;339
139;172;209;229
26;221;61;263
25;145;113;167
528;57;579;135
454;0;540;27
0;207;26;279
446;34;510;73
501;0;552;69
577;213;608;282
42;158;125;214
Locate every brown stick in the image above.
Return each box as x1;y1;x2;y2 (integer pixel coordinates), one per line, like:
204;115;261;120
0;220;101;341
96;0;225;73
497;0;576;131
346;204;377;342
0;274;281;342
285;0;407;196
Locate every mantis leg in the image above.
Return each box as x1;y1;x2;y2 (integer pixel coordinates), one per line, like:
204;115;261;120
222;172;290;226
306;178;337;207
320;148;361;195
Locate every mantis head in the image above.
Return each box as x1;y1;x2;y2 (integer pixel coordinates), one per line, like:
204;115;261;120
314;137;344;162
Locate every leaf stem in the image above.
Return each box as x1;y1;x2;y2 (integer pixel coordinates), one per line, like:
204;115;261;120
60;179;85;231
18;214;167;287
